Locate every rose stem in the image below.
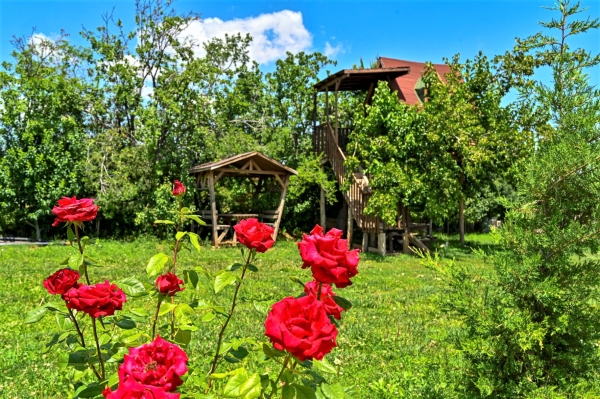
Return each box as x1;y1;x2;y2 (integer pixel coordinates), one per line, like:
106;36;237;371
67;306;86;347
317;282;323;301
91;317;106;380
65;306;102;380
169;200;184;340
74;224;90;284
271;353;292;396
151;298;162;340
207;249;253;386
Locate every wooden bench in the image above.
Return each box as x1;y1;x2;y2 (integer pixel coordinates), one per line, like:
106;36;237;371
258;210;279;227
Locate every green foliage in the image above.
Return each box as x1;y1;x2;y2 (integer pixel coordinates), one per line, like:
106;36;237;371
426;1;600;397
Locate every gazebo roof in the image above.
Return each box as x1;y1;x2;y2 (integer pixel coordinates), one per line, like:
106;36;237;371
188;151;298;177
314;67;411;92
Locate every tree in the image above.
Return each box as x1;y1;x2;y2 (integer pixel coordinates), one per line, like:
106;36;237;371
0;32;88;240
347;54;530;246
428;1;600;396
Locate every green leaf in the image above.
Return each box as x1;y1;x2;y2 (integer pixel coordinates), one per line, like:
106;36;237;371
154;219;175;225
184;269;199;289
67;226;75;243
116;318;136;330
174;329;192;346
74;382;105;398
228;263;243;272
282;385;296;399
187;214;206;226
247;264;258;272
239;373;262;399
332;296;352;311
119;277;148;297
175;231;188;241
58;350;89;371
313;358;337;374
289;276;306;287
262;343;286;359
68;253;84;270
202;312;216;322
321;383;345;399
229;346;249;360
252;301;270;315
25;303;62;324
223;371;248;397
158;302;178;316
293;384;317;399
55;313;73;330
214;271;237;293
189;232;202;252
147;252;170;277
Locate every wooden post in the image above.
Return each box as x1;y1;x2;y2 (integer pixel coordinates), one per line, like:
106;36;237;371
377;232;386;256
347;200;353;246
208;171;218;247
362;232;369;252
273;175;290;241
325;86;329;127
402;203;411;254
334;79;340;142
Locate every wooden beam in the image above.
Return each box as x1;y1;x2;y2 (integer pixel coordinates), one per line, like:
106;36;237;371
377;232;386;256
362;232;369;252
240;160;251;170
273;175;289;241
274;174;285;189
214;170;225;184
325;86;330;127
208;171;218;247
212;168;285;176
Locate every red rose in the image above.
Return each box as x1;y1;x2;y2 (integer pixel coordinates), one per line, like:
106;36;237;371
52;196;99;227
304;280;344;320
265;295;338;361
103;377;180;399
233;218;275;253
155;273;184;297
43;268;80;295
118;336;188;392
298;225;360;288
63;280;127;318
172;180;185;197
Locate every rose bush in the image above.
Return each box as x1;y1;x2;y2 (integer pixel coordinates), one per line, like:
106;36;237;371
27;182;360;398
265;295;338;361
298;225;360;287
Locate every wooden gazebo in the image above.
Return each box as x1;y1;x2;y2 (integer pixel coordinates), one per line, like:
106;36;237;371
188;151;298;247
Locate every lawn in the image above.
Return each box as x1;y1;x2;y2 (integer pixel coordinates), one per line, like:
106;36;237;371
0;234;498;398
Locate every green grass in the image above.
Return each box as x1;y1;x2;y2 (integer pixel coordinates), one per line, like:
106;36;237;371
0;234;497;398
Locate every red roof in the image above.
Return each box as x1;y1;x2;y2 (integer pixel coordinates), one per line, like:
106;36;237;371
378;57;452;105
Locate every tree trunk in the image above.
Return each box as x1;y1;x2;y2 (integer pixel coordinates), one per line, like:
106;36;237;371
402;203;411;254
459;195;465;244
35;219;41;242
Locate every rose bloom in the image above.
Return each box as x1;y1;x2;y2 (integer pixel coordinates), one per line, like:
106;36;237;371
118;336;188;392
155;273;184;297
265;295;337;361
51;196;99;227
43;268;80;296
172;180;185;197
103;377;180;399
63;280;127;318
233;218;275;253
303;280;344;320
298;225;360;288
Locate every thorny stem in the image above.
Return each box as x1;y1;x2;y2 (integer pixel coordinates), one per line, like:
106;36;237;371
207;249;254;387
67;306;86;347
271;354;292;397
169;200;184;340
317;282;323;301
91;317;105;380
170;296;176;340
151;298;162;340
74;224;90;285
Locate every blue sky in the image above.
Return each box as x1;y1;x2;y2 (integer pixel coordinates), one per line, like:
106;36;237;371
0;0;598;84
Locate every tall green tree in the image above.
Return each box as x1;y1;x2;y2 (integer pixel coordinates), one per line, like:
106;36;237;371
0;33;88;240
428;1;600;396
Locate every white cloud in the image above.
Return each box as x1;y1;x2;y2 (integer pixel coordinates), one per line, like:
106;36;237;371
180;10;312;64
324;41;343;58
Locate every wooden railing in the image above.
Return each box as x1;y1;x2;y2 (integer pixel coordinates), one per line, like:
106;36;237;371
314;123;380;233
